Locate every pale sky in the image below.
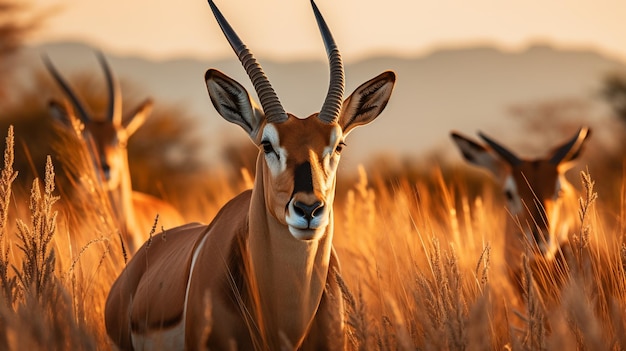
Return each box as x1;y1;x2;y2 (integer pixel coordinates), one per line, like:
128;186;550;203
25;0;626;64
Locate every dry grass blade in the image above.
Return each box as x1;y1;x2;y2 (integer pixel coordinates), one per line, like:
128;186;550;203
474;244;491;289
335;268;370;351
573;171;597;260
14;156;59;301
521;254;546;351
0;126;17;307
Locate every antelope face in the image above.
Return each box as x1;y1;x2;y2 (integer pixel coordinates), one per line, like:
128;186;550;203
259;116;343;240
81;120;129;191
451;127;590;257
207;69;395;241
503;160;564;255
45;52;152;192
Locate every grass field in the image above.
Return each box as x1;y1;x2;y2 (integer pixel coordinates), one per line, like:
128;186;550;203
0;124;624;350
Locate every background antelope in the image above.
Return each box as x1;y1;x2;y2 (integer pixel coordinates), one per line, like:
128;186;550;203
104;0;394;350
450;127;591;287
44;53;185;254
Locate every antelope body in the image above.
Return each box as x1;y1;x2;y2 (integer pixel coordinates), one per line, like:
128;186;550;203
451;127;591;284
44;53;185;254
105;1;395;350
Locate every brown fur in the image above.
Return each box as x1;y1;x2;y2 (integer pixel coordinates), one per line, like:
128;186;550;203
451;128;590;291
46;55;185;254
104;3;395;346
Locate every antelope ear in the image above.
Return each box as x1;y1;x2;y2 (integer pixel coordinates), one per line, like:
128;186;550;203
124;98;152;137
49;100;83;136
450;131;509;181
205;69;265;139
339;71;395;135
550;127;591;170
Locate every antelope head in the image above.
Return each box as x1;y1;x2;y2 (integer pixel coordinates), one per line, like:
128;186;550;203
205;0;396;241
44;53;152;192
451;127;591;259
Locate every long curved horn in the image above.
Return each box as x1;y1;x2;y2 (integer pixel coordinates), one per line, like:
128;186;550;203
478;131;522;167
311;0;344;124
549;127;590;165
96;52;123;126
207;0;287;123
42;54;91;123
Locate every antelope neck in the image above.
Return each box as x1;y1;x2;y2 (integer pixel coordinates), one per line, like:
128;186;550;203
246;154;334;348
105;153;138;239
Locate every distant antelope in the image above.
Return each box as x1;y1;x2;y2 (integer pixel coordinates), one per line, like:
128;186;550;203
451;127;590;285
44;53;185;254
104;1;394;350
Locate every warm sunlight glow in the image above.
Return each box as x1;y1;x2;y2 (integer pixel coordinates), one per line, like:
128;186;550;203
26;0;626;63
2;0;626;349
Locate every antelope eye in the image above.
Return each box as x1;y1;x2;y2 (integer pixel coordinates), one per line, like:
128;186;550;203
505;190;514;201
335;141;346;154
261;140;275;155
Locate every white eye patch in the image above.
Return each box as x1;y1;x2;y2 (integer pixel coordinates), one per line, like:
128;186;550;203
554;177;564;200
503;176;522;215
322;126;343;175
261;124;287;175
323;126;342;157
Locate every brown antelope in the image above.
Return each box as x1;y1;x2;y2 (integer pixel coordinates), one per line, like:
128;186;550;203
44;53;185;254
104;0;395;350
450;127;591;286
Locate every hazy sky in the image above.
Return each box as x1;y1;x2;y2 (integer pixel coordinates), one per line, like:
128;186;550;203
26;0;626;63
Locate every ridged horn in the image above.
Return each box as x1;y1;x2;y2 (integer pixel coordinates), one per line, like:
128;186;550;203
311;0;345;124
207;0;287;123
478;131;522;166
96;52;122;125
549;127;590;165
43;54;91;123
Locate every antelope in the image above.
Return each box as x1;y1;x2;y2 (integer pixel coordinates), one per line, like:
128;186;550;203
450;127;591;287
44;53;185;254
104;0;395;350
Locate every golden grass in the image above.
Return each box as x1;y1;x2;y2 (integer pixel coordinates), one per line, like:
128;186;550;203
332;167;626;350
0;125;625;350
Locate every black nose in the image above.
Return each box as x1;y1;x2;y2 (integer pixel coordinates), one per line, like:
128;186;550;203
293;201;324;221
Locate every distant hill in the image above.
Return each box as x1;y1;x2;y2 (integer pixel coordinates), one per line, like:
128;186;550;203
10;41;626;170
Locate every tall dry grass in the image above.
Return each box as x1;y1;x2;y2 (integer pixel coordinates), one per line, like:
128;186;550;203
0;124;625;350
334;165;626;351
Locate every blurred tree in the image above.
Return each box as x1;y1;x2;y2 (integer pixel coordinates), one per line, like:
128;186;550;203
219;138;258;178
0;1;38;99
129;102;208;198
508;98;591;154
600;72;626;123
0;2;31;54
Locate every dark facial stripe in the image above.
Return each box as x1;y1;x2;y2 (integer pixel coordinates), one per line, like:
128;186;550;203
293;161;314;194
